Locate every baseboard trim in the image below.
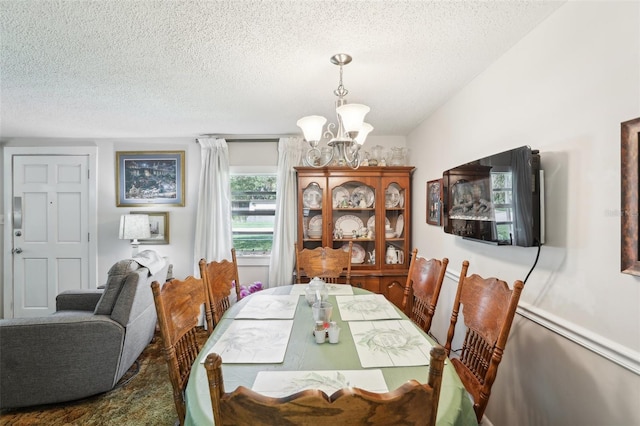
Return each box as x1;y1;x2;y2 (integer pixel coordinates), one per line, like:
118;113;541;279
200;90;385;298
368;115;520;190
444;270;640;376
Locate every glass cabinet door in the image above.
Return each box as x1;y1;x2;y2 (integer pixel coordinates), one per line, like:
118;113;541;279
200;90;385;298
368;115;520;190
300;181;324;250
382;180;408;267
329;178;376;267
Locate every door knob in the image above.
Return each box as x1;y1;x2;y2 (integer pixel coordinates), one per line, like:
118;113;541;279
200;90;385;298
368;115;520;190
12;248;22;254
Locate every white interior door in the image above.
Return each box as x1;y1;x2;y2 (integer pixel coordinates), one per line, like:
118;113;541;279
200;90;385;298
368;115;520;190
11;155;90;317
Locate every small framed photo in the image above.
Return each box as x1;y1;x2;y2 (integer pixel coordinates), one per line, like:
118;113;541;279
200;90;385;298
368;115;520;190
131;211;170;244
116;151;185;207
427;179;443;226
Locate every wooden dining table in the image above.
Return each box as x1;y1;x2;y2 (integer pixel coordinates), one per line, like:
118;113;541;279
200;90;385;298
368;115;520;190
184;285;477;426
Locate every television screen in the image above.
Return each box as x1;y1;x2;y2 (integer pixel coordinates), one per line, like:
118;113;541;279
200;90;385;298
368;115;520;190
442;145;543;247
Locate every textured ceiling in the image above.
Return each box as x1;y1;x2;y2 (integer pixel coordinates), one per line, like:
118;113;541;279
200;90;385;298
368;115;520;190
0;0;565;139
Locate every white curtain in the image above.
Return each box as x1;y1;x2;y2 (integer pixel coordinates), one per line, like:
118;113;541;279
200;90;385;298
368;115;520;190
193;137;233;274
268;137;304;287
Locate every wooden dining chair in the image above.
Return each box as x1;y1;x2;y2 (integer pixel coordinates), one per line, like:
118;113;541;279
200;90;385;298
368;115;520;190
198;248;242;332
295;242;353;284
444;260;524;423
204;345;447;426
151;275;207;426
401;249;449;335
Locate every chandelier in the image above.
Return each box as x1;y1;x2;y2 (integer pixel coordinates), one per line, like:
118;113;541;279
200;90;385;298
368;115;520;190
297;53;373;169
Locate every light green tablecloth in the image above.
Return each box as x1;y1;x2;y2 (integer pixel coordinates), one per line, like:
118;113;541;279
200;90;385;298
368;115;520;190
184;286;477;426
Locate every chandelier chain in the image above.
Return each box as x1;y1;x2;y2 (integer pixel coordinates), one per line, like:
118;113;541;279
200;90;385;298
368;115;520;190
334;64;348;98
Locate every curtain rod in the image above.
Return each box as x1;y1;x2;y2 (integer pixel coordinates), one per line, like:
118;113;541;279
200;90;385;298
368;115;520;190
195;135;296;143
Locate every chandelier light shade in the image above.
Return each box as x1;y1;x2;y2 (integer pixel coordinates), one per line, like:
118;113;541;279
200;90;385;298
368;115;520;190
355;122;374;145
119;214;150;257
336;103;370;135
296;115;327;144
297;53;373;169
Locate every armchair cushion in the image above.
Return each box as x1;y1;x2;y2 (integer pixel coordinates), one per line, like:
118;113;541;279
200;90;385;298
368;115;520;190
94;259;141;315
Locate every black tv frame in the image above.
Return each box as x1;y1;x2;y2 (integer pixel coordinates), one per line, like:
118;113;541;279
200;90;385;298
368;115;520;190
442;145;543;247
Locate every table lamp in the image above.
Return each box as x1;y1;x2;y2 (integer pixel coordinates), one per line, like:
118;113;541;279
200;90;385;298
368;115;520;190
119;214;151;257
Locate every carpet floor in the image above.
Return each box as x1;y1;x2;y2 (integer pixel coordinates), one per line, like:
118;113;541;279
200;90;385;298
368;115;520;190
0;327;209;426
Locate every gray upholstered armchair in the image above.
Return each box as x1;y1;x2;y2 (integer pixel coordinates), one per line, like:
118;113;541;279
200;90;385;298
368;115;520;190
0;252;169;409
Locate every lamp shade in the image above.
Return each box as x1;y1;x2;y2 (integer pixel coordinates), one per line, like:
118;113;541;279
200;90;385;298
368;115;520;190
354;122;373;145
336;103;370;133
297;115;327;142
119;214;151;241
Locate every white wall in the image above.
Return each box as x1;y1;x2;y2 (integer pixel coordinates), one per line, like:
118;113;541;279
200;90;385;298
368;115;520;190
96;139;201;282
408;1;640;424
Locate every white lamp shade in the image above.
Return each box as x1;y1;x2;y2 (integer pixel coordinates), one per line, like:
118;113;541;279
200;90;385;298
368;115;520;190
297;115;327;142
119;214;151;240
354;122;373;145
336;103;370;133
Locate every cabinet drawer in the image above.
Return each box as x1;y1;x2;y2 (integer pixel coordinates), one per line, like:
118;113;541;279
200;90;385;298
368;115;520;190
350;276;379;293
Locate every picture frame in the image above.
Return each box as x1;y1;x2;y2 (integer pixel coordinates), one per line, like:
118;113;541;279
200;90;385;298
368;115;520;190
426;178;443;226
621;117;640;275
131;211;170;244
116;151;185;207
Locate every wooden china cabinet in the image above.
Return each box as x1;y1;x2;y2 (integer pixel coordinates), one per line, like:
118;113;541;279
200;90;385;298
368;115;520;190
295;166;415;309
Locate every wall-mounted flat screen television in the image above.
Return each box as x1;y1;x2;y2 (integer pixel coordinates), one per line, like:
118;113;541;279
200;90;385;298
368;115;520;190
442;145;544;247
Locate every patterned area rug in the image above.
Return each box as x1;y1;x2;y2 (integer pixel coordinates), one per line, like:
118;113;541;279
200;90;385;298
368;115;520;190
0;328;209;426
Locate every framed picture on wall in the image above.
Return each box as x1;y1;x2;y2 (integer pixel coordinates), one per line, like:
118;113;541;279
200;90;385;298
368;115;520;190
427;178;443;226
621;117;640;275
116;151;185;207
131;211;170;244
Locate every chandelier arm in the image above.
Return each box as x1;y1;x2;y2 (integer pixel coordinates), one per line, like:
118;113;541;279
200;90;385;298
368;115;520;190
324;123;337;141
305;147;333;168
343;141;361;163
346;156;360;169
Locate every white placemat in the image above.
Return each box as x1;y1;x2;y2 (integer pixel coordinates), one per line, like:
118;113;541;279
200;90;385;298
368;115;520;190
335;294;402;321
235;294;299;319
252;369;388;397
290;283;354;296
350;320;433;368
203;320;293;363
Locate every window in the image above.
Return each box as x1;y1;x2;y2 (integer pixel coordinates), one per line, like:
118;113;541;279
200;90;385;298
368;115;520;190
491;171;514;243
230;174;277;255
